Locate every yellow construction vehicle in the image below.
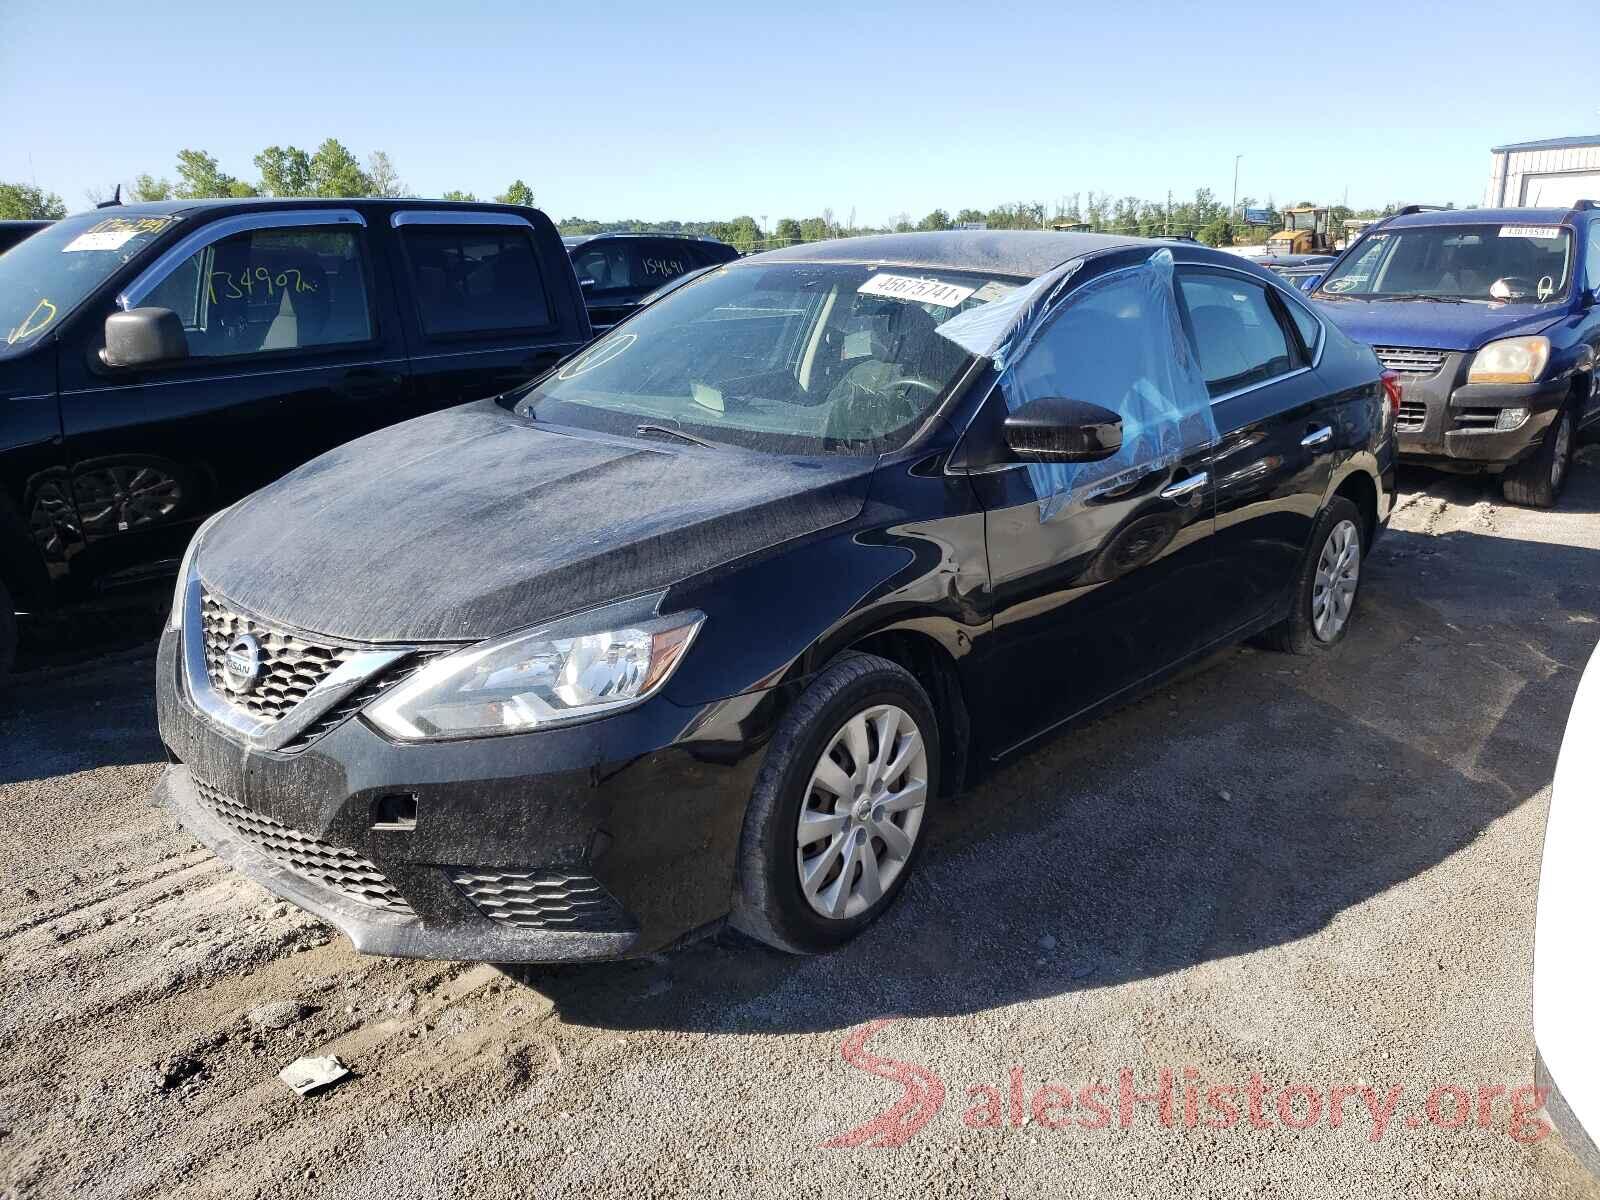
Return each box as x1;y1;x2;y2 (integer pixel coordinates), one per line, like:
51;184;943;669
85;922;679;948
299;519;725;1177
1268;206;1337;255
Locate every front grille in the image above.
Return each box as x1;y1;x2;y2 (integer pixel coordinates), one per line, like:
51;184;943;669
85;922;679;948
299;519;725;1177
1375;346;1448;376
277;649;445;752
1396;399;1428;432
449;869;629;931
201;593;349;722
193;777;413;914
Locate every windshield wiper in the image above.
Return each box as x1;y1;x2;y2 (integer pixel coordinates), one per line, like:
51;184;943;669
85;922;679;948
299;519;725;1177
635;423;717;449
1373;294;1468;304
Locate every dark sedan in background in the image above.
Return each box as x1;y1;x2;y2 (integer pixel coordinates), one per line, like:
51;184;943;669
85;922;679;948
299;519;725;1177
564;231;739;330
154;231;1395;965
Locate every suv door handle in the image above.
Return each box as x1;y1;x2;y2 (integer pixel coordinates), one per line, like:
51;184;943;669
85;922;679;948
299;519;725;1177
1160;471;1209;501
1301;425;1334;449
334;370;404;401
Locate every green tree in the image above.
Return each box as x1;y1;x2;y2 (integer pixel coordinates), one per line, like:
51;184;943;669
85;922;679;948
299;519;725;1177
798;216;829;242
711;215;762;252
308;138;371;197
366;151;407;198
0;181;66;220
130;173;173;201
955;208;985;225
174;149;247;199
496;179;536;207
441;190;478;202
254;145;313;197
774;217;804;245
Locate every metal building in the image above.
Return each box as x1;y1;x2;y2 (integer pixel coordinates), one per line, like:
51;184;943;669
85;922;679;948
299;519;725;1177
1486;135;1600;208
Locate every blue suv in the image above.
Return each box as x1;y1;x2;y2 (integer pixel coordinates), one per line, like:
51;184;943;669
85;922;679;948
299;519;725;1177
1312;203;1600;506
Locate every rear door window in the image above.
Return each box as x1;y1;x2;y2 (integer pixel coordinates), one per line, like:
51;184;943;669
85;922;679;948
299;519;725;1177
570;240;634;295
399;225;553;336
635;239;695;287
143;225;372;357
1177;272;1299;397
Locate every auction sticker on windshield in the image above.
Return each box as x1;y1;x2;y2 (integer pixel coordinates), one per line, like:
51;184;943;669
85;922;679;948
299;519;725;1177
1500;226;1561;239
859;274;977;308
62;215;177;253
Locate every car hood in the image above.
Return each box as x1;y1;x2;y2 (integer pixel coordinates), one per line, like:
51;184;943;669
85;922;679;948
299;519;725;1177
1311;296;1565;352
195;400;874;643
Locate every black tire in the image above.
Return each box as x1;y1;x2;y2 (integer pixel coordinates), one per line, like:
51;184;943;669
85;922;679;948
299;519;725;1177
0;578;15;678
731;652;940;955
1263;496;1366;656
1501;403;1575;509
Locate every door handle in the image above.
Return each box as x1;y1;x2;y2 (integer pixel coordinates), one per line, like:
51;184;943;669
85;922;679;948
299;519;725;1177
1300;425;1334;449
334;370;403;401
1160;471;1209;501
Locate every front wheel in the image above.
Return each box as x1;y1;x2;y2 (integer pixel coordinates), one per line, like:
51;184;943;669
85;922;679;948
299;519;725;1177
1264;496;1365;656
1501;405;1574;509
731;652;939;954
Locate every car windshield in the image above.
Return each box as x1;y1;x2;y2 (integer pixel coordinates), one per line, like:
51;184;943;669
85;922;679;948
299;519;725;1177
514;262;1019;455
1317;223;1574;303
0;211;181;356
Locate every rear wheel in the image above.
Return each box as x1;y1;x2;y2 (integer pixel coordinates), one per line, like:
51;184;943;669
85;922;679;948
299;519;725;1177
1501;405;1574;509
731;653;939;954
1264;496;1365;656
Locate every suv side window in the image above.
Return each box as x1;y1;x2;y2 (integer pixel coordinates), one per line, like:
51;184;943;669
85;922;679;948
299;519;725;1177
144;226;372;357
399;225;553;336
1587;221;1600;292
1177;272;1298;397
636;239;694;287
571;240;634;295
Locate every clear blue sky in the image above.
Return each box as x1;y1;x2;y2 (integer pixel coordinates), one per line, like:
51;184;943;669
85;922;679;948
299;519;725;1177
2;0;1593;223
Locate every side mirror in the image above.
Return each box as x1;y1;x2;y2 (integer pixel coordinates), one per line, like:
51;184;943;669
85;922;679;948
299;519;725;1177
1003;396;1123;463
102;307;187;369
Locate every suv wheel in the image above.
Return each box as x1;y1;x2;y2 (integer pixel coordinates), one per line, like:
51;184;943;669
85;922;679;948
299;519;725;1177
1501;405;1574;509
1264;496;1365;655
731;652;939;954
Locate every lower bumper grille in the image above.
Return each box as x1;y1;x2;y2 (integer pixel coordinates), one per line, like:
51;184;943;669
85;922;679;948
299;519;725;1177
1396;400;1428;432
449;869;629;931
194;778;413;914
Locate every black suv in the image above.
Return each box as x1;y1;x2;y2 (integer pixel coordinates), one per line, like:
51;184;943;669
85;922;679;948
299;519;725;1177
563;232;739;330
0;198;590;671
1313;203;1600;506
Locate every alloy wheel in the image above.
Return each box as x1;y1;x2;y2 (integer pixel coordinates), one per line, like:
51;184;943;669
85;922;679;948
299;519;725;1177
795;704;929;920
1311;519;1360;643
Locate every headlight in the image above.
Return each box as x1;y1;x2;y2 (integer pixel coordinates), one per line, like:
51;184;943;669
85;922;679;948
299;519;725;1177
1468;336;1551;386
168;506;231;630
365;600;704;741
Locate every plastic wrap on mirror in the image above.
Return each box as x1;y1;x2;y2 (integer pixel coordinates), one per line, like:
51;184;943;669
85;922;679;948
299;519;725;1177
996;248;1217;522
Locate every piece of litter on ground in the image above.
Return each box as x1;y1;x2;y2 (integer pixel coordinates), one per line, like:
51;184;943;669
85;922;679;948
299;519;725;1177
278;1056;350;1096
1038;934;1057;951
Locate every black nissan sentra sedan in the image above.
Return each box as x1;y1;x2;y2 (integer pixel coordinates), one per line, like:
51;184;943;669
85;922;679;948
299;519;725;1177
154;231;1397;963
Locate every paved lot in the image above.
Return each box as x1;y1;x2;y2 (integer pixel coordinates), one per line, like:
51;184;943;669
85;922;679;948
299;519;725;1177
6;454;1600;1199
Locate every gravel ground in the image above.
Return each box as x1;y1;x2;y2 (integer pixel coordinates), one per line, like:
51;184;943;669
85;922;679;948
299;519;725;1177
6;454;1600;1199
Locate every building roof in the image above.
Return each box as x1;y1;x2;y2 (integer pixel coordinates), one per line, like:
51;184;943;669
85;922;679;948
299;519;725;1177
1491;135;1600;154
753;230;1147;279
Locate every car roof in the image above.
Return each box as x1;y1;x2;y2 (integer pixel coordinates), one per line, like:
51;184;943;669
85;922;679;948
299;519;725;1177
752;231;1156;279
1383;206;1586;229
562;232;731;247
60;197;547;220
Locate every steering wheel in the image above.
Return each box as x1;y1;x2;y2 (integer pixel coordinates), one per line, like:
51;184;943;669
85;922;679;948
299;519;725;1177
825;374;941;444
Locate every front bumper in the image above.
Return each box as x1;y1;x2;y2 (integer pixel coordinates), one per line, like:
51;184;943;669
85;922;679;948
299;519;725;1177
1394;360;1567;470
153;627;787;962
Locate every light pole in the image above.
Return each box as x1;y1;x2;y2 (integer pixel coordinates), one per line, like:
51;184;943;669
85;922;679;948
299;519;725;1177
1232;154;1243;220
